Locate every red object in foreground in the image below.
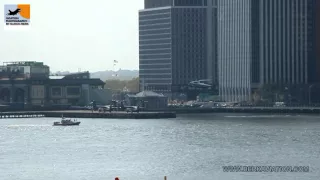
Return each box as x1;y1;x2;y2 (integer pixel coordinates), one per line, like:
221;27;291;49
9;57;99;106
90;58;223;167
115;177;119;180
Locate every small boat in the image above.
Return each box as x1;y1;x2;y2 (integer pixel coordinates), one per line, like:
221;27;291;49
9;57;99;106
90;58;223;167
53;116;81;126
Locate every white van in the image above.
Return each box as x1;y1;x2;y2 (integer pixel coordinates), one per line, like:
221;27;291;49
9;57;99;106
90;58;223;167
274;102;286;107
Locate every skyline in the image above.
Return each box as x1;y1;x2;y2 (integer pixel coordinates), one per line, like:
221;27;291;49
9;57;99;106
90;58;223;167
138;0;320;103
0;0;144;72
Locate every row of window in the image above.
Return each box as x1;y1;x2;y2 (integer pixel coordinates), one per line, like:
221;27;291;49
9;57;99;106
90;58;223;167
140;49;171;55
140;59;171;64
51;87;81;97
143;85;171;91
139;79;172;84
139;12;171;21
140;38;171;45
140;54;171;59
144;0;172;9
140;17;171;25
140;28;171;35
143;0;218;9
139;34;171;41
140;23;171;31
140;69;171;74
140;63;171;69
174;0;204;6
50;99;79;105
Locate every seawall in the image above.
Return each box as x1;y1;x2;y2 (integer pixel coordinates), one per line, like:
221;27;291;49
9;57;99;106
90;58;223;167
0;110;176;119
170;107;320;114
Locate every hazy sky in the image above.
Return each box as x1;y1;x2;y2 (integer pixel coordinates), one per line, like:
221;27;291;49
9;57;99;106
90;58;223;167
0;0;144;72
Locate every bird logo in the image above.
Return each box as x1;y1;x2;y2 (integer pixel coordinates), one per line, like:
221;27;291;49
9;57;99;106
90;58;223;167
7;8;21;16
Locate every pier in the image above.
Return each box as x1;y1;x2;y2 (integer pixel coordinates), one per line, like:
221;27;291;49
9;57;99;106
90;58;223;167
0;110;176;119
172;106;320;114
0;111;45;118
2;106;320;119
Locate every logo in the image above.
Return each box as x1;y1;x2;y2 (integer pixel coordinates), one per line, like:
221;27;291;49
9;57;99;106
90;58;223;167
4;4;30;28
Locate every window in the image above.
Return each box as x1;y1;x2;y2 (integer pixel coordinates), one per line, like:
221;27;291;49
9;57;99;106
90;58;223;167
52;87;62;96
67;87;80;96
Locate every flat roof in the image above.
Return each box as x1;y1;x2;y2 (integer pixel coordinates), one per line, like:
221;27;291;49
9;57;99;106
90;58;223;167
139;6;171;12
0;78;105;85
3;61;46;66
49;76;65;79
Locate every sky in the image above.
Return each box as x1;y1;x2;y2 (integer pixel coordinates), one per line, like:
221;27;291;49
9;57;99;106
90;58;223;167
0;0;144;72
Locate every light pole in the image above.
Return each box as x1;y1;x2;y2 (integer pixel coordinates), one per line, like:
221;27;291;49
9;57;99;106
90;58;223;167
284;87;288;106
308;84;315;106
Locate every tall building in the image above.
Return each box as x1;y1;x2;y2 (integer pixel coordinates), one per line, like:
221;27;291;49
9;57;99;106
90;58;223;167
316;0;320;81
218;0;319;102
218;0;256;102
139;0;218;98
259;0;316;85
144;0;173;8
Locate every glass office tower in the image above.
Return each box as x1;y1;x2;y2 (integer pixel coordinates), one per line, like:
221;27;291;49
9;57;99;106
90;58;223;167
218;0;318;102
139;0;218;98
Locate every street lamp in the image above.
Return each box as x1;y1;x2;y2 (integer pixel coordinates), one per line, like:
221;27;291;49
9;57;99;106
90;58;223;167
308;84;315;106
284;87;288;106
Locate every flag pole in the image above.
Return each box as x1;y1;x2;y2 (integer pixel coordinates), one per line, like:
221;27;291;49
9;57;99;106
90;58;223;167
113;60;118;78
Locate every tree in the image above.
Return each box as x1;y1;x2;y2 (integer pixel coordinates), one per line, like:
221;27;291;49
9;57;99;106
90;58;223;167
104;77;139;93
104;79;126;91
126;77;139;92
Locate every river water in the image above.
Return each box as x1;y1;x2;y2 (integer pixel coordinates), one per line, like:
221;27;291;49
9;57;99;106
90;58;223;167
0;113;319;180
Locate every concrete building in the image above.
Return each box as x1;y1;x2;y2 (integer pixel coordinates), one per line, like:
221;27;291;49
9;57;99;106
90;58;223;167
258;0;316;85
218;0;255;102
139;0;218;98
0;61;107;110
125;91;168;110
218;0;319;103
49;73;111;106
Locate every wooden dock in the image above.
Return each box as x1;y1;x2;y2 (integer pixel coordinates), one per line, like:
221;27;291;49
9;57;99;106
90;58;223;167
0;110;176;119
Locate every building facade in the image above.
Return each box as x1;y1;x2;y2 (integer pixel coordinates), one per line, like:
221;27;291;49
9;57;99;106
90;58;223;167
218;0;319;103
125;90;168;110
0;61;105;110
144;0;173;8
259;0;316;85
139;0;218;98
218;0;254;102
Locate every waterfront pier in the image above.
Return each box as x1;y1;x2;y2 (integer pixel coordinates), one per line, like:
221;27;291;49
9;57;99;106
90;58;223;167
0;111;45;118
172;106;320;114
0;110;176;119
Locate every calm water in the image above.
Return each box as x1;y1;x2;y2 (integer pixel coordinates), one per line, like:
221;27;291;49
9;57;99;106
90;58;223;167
0;113;319;180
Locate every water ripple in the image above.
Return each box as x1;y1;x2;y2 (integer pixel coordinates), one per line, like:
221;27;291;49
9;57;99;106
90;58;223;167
0;115;319;180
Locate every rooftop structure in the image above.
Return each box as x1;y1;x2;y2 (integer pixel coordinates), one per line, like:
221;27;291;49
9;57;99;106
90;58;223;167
125;90;168;110
3;61;47;66
0;61;50;80
135;91;165;98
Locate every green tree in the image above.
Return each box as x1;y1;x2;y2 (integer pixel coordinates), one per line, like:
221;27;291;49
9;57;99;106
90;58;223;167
104;79;126;91
126;77;139;93
104;77;139;93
